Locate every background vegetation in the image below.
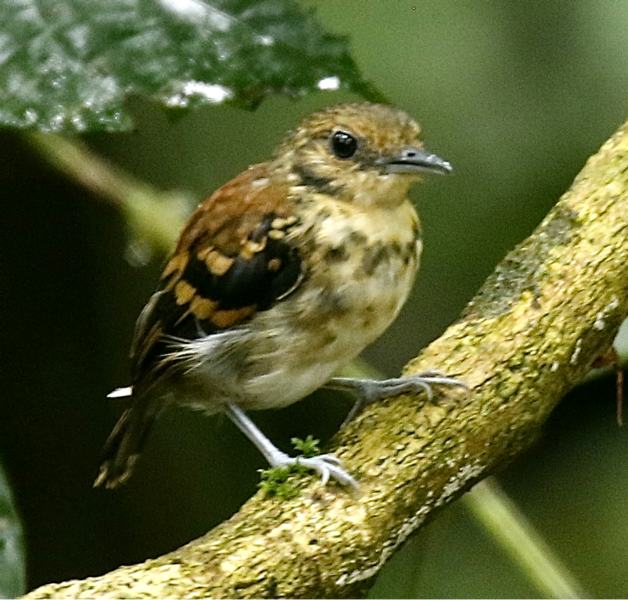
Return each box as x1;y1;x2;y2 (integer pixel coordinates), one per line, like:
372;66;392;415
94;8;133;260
2;1;628;597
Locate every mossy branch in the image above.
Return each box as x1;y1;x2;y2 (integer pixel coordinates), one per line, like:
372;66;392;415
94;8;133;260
23;118;628;599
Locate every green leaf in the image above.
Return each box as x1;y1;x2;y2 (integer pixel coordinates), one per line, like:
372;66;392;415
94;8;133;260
0;0;385;133
0;462;26;598
290;434;321;458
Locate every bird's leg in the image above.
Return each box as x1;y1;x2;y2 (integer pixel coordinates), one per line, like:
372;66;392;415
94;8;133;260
223;402;357;490
325;370;468;426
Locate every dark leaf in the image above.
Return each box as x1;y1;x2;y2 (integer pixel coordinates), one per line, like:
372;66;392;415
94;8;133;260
0;0;386;133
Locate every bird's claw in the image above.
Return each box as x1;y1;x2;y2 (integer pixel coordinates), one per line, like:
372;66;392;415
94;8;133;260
273;452;357;490
328;370;469;426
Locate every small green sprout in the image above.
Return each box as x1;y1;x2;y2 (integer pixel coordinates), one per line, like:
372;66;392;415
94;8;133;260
290;435;321;458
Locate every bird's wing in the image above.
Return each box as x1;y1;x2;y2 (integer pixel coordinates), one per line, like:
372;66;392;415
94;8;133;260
130;162;304;390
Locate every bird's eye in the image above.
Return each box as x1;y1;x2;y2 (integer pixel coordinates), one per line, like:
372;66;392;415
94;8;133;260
330;130;358;159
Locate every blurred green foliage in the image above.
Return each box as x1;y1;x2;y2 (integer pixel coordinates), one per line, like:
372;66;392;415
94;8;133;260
1;1;628;598
0;462;26;598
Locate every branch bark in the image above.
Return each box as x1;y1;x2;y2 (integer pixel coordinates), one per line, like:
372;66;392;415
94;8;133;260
24;118;628;599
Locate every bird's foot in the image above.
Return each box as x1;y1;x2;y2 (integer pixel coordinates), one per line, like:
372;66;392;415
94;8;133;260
327;369;468;425
268;450;358;491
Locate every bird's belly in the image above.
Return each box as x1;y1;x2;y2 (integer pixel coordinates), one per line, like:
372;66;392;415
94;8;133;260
239;245;419;409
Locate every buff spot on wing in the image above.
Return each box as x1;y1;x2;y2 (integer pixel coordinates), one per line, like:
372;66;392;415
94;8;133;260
267;257;282;272
163;253;189;278
196;246;212;260
240;238;267;260
271;215;298;230
211;305;256;328
175;280;196;305
268;229;286;240
201;248;234;276
190;296;218;320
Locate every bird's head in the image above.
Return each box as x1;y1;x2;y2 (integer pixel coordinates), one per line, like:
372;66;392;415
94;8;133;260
275;102;452;208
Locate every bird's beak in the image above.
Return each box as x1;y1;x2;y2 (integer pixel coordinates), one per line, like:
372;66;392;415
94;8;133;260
382;146;453;175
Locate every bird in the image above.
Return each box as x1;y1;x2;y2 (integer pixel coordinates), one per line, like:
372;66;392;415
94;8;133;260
95;102;464;491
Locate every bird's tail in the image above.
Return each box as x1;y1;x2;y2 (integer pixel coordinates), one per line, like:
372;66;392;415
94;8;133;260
94;387;158;489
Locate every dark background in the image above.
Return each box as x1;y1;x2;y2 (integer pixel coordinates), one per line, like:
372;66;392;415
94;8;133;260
2;1;628;597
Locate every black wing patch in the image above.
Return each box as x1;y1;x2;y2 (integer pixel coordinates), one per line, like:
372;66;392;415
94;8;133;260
130;212;303;383
182;214;302;314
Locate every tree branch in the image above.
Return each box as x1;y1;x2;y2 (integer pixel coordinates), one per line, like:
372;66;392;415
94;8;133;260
25;132;189;251
24;117;628;599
